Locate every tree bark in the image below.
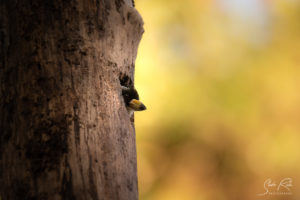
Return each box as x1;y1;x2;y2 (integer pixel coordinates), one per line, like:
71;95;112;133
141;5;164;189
0;0;144;199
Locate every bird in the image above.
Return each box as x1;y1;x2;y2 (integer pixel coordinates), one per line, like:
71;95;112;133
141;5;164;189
121;86;146;116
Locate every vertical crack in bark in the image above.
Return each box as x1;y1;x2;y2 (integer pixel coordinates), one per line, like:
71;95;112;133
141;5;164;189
73;102;80;147
61;157;76;200
73;101;88;198
88;152;99;200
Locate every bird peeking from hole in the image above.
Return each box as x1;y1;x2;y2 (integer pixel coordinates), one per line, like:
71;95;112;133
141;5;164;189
121;86;146;116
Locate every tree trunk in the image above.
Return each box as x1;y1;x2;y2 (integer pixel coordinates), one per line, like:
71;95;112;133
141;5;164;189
0;0;144;199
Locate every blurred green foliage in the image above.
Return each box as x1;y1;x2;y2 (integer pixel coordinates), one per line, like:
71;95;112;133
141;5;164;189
134;0;300;199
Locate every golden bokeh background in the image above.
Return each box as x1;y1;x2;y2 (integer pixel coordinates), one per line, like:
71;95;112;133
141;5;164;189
134;0;300;199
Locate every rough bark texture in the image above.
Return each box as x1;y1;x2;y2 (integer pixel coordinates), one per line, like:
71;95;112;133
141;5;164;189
0;0;144;199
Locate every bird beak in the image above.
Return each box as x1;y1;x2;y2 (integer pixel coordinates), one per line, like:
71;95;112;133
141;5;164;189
129;99;147;111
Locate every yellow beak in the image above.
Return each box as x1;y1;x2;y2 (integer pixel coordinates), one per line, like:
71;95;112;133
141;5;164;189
129;99;147;111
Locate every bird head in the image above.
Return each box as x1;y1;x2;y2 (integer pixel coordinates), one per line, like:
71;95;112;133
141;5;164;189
121;86;146;113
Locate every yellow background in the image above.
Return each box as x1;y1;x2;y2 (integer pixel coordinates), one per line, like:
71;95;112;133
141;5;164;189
134;0;300;199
